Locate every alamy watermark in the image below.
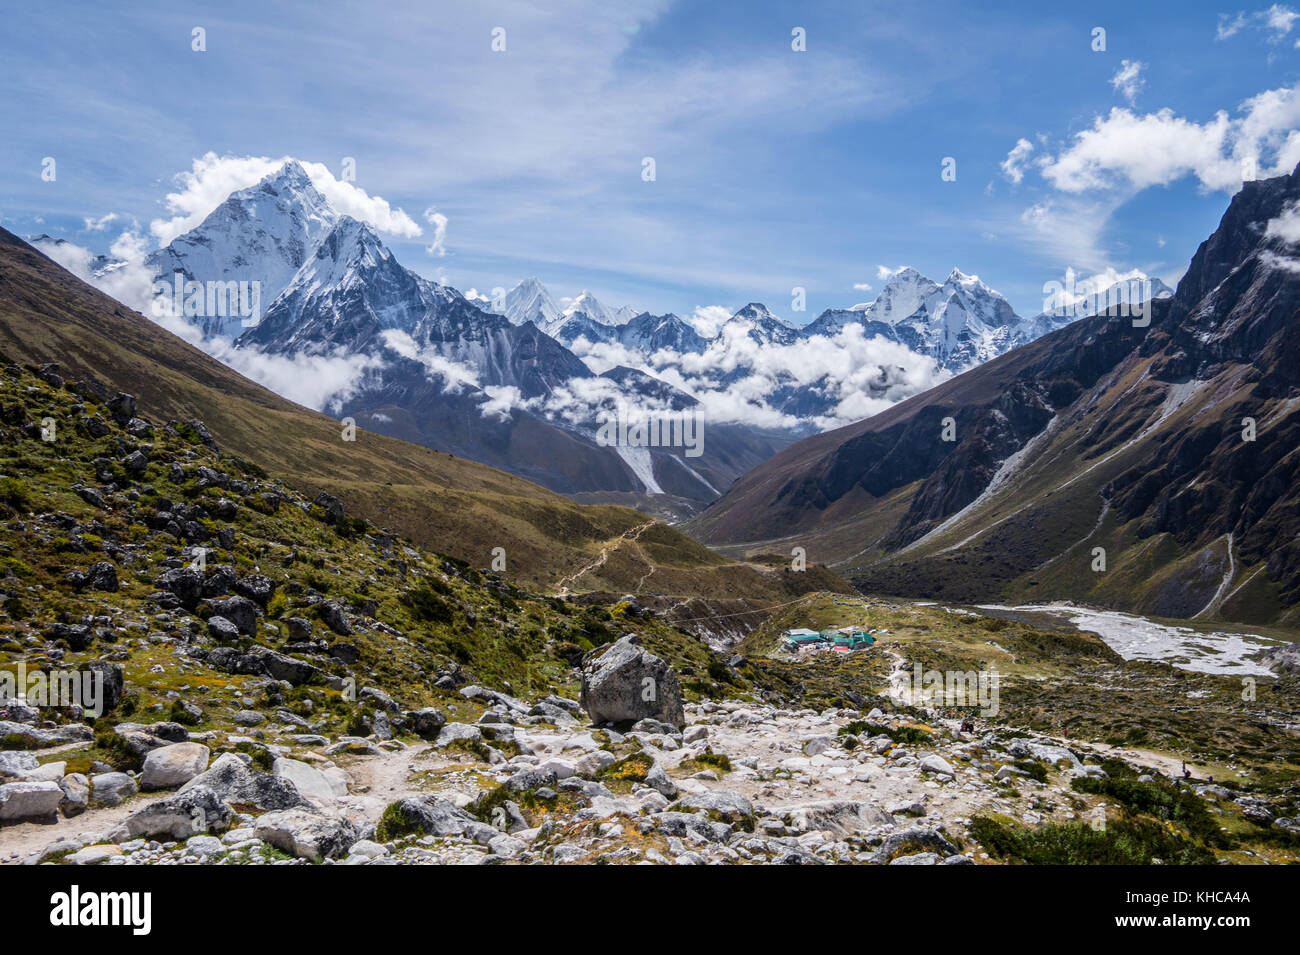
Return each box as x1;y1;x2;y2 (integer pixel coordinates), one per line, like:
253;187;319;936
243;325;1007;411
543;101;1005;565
1041;273;1170;328
1;661;105;718
906;663;1000;717
151;271;262;328
595;401;705;458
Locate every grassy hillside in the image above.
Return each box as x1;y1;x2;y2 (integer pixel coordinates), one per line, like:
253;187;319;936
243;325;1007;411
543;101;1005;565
0;228;845;617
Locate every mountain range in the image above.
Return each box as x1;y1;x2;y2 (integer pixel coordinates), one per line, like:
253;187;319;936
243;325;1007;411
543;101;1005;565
690;163;1300;627
32;159;1172;524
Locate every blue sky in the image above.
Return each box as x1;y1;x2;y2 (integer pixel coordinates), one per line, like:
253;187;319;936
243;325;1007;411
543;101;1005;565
3;0;1299;321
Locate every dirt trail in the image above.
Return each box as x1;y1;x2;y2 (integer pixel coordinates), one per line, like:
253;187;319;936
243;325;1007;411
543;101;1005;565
555;522;655;594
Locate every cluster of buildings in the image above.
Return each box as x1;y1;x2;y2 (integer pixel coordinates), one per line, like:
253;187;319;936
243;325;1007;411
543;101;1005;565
781;626;877;654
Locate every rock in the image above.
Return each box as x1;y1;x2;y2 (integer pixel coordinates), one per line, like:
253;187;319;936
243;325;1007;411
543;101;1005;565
90;772;138;807
0;751;38;779
783;800;894;836
0;720;94;747
675;789;754;825
207;616;241;641
87;561;119;591
890;852;940;865
644;759;678;799
232;574;275;607
432;722;482;747
871;827;958;864
273;757;339;806
122;450;148;474
359;686;399;713
46;622;94;650
0;780;64;821
59;773;90;817
255;808;360;862
106;393;136;423
204;596;261;636
67;845;124;866
178;752;311;811
919;754;956;776
286;617;314;641
318;600;353;636
233;710;265;726
313;492;346;524
994;764;1028;781
379;796;497;845
26;761;66;782
1008;739;1080;770
683;725;709;744
246;646;336;688
107;786;233;842
580;634;684;729
141;742;211;791
88;661;124;712
488;833;528;859
406;708;447;740
155;567;205;609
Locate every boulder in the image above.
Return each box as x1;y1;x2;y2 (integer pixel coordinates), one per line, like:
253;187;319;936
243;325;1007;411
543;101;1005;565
155;567;204;609
378;795;497;845
178;752;311;811
255;809;360;862
406;707;447;740
141;742;211;791
0;780;64;822
58;773;90;817
204;596;261;636
107;786;233;842
580;634;684;729
90;772;138;807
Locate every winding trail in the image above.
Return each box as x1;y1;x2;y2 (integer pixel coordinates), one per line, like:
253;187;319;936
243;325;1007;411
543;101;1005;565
554;522;656;595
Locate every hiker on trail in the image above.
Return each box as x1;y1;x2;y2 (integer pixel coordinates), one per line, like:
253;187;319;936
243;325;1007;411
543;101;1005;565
1182;761;1191;779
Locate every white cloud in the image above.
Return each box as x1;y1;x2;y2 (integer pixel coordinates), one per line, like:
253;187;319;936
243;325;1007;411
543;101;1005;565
379;329;480;393
852;282;873;292
150;153;422;245
1217;6;1298;41
422;206;448;257
877;264;906;280
1110;60;1146;106
1000;137;1035;183
1038;84;1300;194
1266;200;1300;242
685;305;732;338
82;213;118;232
565;319;950;431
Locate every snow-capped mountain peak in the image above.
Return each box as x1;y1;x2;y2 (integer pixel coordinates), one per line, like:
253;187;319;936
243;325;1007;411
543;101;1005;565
146;159;340;339
503;276;561;327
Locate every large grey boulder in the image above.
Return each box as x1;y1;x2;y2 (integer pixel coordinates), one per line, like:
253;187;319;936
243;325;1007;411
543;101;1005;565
379;795;497;845
141;742;210;791
0;780;64;822
90;772;138;807
406;707;447;739
107;786;233;842
255;808;360;862
580;634;684;729
178;753;311;811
